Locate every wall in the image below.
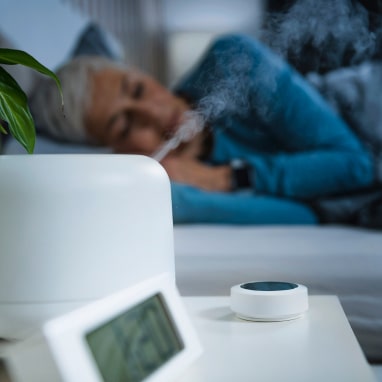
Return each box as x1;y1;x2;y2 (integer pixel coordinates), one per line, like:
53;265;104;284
162;0;263;85
0;0;263;85
0;0;89;69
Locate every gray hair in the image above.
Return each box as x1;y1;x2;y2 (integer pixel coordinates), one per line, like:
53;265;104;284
29;55;125;144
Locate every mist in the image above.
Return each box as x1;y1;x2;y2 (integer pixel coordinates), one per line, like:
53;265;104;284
260;0;381;74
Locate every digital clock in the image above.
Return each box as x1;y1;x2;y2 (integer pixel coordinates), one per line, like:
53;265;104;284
1;273;202;382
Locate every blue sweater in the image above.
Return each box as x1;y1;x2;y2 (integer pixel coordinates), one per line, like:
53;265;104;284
170;34;374;224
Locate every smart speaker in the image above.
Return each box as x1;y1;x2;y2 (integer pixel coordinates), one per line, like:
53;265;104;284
230;281;309;321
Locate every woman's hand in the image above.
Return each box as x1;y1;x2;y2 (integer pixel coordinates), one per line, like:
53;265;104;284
161;155;232;192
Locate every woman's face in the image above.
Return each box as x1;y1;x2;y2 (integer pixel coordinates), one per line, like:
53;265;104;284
85;67;189;155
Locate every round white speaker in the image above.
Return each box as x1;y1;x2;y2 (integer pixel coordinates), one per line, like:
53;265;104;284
230;281;309;321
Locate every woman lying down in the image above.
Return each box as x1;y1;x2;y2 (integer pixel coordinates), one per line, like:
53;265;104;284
29;34;382;227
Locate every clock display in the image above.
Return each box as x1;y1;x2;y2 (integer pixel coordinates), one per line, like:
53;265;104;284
86;293;184;382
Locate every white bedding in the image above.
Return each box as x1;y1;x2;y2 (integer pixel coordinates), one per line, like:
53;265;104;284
173;225;382;362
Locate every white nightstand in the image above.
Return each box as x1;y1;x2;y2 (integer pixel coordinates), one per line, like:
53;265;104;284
179;295;376;382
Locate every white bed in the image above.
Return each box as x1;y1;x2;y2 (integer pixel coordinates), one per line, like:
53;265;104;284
173;224;382;362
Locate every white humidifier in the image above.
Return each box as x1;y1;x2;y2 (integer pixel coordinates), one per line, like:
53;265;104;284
0;154;175;340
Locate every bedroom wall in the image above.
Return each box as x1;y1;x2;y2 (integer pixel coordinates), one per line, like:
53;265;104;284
0;0;89;69
0;0;263;85
162;0;263;86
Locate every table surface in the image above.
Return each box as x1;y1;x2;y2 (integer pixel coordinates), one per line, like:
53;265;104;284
178;295;376;382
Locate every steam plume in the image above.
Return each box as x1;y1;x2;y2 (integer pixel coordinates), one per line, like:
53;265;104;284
152;111;203;161
260;0;380;74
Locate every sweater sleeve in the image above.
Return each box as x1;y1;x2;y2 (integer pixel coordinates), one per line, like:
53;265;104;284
244;149;373;199
170;181;317;224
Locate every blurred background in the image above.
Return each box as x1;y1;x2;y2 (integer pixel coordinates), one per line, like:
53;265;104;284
1;0;382;154
0;0;263;87
2;0;382;88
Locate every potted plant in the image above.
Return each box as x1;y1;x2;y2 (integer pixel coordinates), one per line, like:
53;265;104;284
0;48;62;153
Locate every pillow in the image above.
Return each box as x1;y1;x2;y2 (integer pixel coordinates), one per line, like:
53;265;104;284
69;22;121;60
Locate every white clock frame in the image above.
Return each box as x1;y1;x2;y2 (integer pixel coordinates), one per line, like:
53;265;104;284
3;273;202;382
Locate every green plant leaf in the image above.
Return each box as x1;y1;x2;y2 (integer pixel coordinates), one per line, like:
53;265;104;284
0;118;7;134
0;66;35;153
0;48;63;107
